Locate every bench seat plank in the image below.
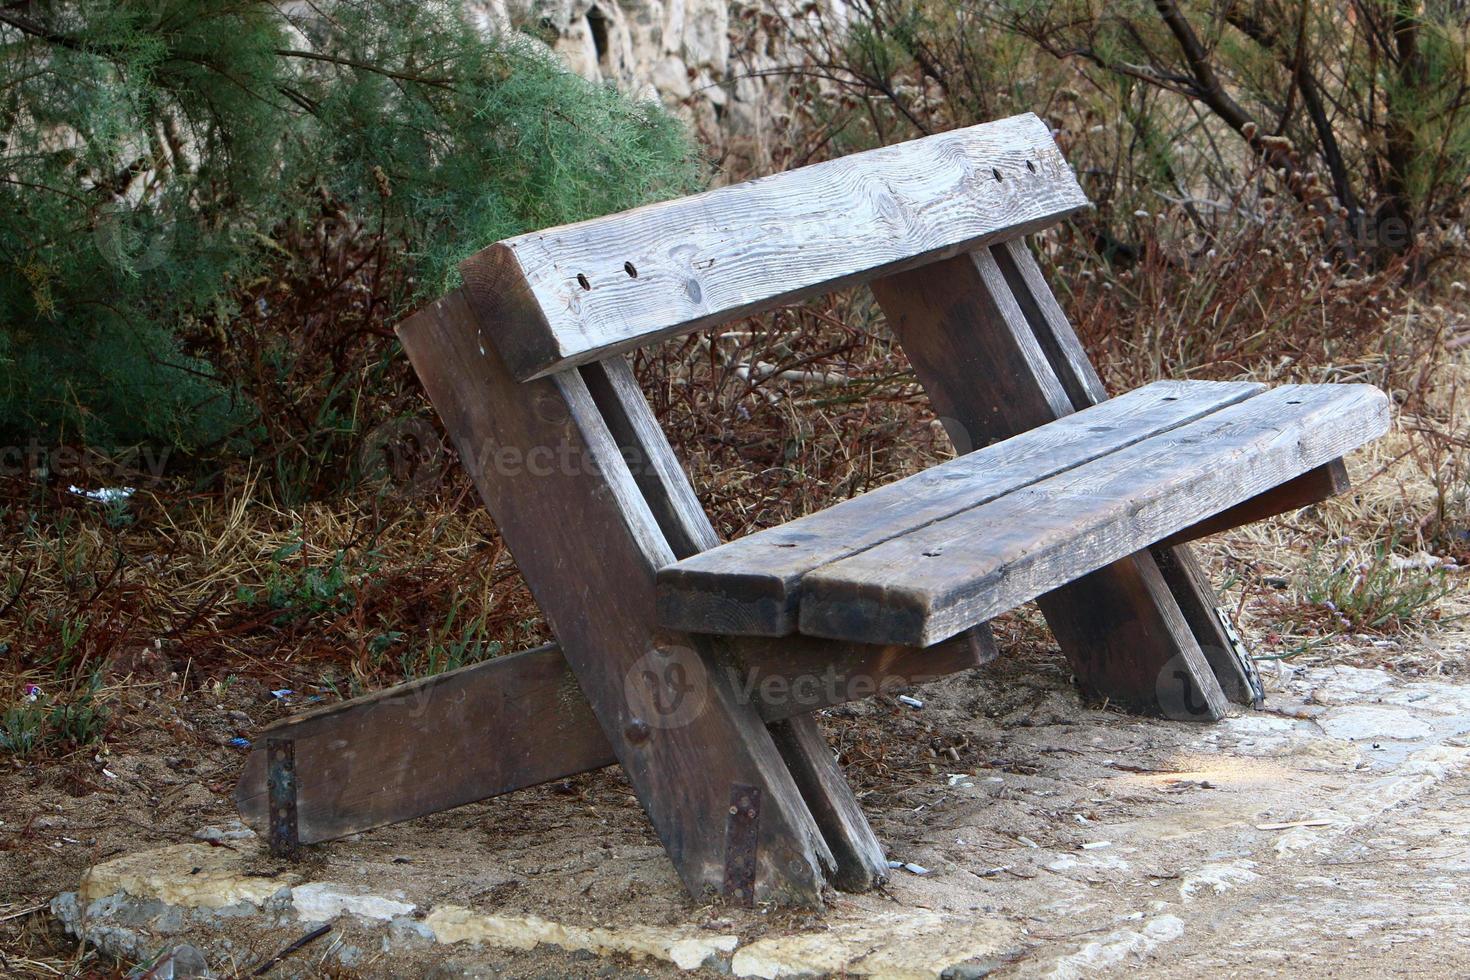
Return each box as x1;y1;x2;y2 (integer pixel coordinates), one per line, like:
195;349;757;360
656;379;1265;636
798;384;1389;646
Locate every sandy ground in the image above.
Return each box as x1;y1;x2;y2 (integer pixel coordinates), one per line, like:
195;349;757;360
6;627;1470;978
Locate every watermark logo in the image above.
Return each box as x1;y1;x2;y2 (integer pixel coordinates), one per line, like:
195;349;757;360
1154;652;1220;721
622;645;709;731
93;201;172;273
0;440;171;485
357;418;445;499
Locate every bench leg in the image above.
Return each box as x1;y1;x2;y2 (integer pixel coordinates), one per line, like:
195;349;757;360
872;249;1229;720
989;239;1264;706
581;356;893;893
767;715;889;891
1150;547;1260;706
399;290;834;905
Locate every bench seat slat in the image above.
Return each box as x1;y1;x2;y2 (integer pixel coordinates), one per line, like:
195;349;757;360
656;379;1265;636
462;113;1089;381
798;384;1389;646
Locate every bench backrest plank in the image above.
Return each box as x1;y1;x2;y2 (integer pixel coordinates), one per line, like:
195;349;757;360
461;112;1088;380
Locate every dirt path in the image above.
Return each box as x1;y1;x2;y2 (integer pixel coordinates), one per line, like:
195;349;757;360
7;641;1470;977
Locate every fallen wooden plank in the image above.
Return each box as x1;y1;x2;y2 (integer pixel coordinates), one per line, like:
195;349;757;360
656;379;1263;637
798;384;1390;646
233;631;994;844
460;113;1088;380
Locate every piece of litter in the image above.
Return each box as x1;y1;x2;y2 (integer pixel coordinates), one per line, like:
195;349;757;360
902;863;929;875
896;694;924;709
68;485;135;503
1256;819;1333;831
887;860;903;869
270;689;294;700
1017;836;1040;849
975;866;1009;877
228;737;251;749
946;773;974;787
101;769;117;779
1080;841;1112;850
23;684;41;702
1075;814;1091;824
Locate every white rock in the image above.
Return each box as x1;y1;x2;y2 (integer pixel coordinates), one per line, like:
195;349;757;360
731;910;1016;979
1044;914;1185;979
292;883;416;923
425;906;736;972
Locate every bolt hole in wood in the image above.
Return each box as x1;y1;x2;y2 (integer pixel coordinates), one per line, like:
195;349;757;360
624;261;638;278
1026;159;1037;173
577;273;591;290
992;168;1003;181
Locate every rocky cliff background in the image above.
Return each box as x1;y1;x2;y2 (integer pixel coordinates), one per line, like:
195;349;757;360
470;0;828;172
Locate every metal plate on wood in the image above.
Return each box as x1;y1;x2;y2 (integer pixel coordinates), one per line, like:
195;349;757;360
1214;606;1265;708
266;738;300;859
723;784;761;905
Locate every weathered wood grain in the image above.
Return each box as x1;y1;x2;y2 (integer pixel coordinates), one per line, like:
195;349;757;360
1157;459;1351;547
872;248;1230;718
766;717;887;892
992;238;1254;705
234;643;597;843
798;385;1390;646
461;113;1089;380
234;631;992;843
397;288;834;906
656;380;1263;636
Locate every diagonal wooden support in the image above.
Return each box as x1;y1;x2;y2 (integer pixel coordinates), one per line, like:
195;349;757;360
581;354;893;892
872;247;1230;720
990;238;1297;705
991;240;1252;701
234;631;993;844
397;288;839;904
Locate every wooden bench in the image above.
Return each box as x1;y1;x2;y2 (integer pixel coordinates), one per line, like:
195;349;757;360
234;112;1389;907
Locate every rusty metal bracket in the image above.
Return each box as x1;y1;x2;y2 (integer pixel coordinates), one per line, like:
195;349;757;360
266;738;300;860
722;783;761;905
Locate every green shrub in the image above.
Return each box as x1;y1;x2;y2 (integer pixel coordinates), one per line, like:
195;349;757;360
0;0;699;453
0;673;110;757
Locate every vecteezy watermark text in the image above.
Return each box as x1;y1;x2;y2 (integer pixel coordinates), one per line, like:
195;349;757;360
0;439;173;484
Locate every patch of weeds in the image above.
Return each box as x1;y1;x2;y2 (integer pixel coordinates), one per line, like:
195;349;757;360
399;602;501;679
1288;536;1459;634
237;538;377;623
0;672;110;757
